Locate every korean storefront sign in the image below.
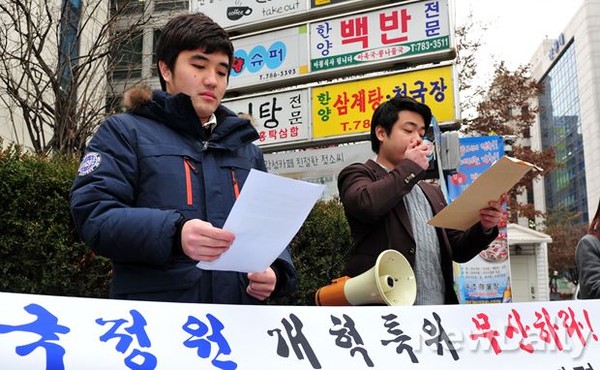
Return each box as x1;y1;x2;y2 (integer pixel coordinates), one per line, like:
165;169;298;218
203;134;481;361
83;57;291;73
264;141;371;176
224;89;310;147
226;1;453;93
263;141;373;199
229;26;309;90
311;64;455;139
1;292;598;369
189;0;308;30
310;0;450;72
311;0;360;7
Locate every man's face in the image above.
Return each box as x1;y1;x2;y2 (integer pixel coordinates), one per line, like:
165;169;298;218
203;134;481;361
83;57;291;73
159;48;230;124
376;110;426;167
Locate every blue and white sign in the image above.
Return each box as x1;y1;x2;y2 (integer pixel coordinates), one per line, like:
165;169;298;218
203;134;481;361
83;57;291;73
229;26;309;90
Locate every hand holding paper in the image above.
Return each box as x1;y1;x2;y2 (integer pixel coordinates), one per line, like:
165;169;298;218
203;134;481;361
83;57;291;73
181;219;235;262
479;196;505;231
197;169;324;273
246;269;277;300
428;156;541;231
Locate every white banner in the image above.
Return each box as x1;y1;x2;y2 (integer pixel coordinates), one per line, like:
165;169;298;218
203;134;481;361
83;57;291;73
0;292;599;369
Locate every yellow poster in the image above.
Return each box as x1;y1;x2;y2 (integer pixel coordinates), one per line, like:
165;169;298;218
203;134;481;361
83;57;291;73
311;65;455;139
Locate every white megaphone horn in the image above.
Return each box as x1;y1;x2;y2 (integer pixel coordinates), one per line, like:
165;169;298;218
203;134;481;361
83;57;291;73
314;249;416;306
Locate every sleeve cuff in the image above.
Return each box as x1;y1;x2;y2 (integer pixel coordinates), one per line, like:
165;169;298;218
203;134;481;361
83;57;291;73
172;213;188;257
481;223;496;235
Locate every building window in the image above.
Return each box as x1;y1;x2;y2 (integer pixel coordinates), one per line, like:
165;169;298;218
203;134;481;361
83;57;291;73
154;0;189;12
110;31;144;80
151;29;161;77
59;0;82;92
110;0;146;16
539;41;587;224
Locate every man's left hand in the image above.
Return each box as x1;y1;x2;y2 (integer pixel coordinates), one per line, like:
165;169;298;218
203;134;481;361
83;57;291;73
479;196;505;231
247;268;277;301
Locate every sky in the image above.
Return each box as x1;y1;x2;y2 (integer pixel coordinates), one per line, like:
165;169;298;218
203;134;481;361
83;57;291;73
453;0;584;86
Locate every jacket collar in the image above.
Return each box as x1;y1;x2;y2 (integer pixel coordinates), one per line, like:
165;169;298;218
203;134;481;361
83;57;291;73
127;88;259;149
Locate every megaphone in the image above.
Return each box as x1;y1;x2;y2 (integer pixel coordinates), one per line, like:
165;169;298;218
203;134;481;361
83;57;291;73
315;249;416;306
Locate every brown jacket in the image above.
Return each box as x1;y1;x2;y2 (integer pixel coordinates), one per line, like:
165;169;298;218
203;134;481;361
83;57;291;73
338;159;498;304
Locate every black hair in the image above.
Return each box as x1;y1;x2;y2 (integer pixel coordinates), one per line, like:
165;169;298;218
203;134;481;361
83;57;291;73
369;96;432;153
155;13;234;91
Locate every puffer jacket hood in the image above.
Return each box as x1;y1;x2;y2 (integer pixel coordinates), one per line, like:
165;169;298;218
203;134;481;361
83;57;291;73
122;86;259;150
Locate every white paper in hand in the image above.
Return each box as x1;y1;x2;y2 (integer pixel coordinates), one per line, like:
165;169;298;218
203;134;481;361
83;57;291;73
197;169;324;273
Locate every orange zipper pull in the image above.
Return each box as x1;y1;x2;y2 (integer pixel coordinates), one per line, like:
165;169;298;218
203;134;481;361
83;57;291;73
231;168;240;199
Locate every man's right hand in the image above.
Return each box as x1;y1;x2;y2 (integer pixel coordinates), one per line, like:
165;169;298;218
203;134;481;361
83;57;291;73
180;219;235;261
404;138;431;170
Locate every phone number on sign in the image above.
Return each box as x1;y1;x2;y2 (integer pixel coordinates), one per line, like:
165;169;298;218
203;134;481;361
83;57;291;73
340;119;370;132
258;68;298;80
411;38;449;53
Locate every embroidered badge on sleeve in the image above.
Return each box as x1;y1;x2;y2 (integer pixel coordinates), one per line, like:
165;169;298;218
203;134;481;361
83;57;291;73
77;152;102;176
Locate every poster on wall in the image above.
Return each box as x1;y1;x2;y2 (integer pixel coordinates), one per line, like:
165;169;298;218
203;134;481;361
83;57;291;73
447;136;511;304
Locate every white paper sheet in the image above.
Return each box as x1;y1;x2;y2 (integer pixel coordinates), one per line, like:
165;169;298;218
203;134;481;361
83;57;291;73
197;169;324;272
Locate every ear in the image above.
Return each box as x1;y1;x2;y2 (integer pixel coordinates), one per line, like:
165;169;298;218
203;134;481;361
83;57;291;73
375;125;387;142
158;60;172;84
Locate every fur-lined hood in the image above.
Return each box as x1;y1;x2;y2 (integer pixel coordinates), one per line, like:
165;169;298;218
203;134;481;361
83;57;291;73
120;86;258;146
122;85;153;112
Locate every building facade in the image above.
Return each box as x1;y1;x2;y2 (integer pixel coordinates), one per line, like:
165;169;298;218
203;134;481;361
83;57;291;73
0;0;188;152
530;0;600;224
108;0;189;102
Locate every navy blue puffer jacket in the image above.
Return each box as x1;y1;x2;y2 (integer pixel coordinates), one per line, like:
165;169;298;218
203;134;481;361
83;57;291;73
70;89;297;304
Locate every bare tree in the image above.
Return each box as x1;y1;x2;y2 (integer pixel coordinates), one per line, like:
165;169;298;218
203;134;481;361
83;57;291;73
0;0;151;155
454;14;487;120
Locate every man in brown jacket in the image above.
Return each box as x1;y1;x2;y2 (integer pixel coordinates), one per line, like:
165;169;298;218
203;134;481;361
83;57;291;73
337;96;503;305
